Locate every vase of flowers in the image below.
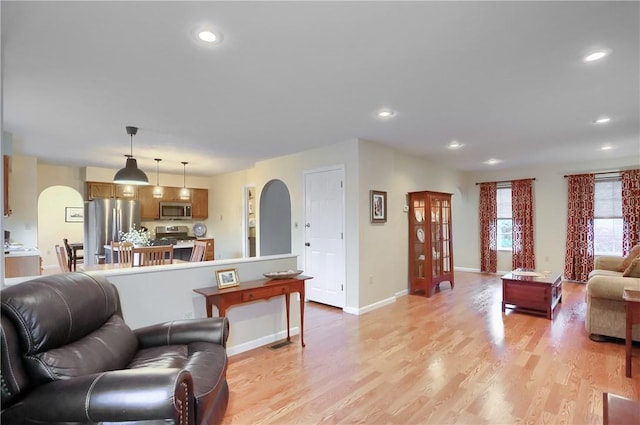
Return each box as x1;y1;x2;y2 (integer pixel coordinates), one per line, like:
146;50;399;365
119;225;150;247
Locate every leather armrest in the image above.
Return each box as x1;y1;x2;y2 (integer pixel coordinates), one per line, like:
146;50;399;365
1;368;194;424
135;317;230;348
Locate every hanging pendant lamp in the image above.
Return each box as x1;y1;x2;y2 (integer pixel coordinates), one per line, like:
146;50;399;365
152;158;164;198
179;161;190;200
113;126;149;185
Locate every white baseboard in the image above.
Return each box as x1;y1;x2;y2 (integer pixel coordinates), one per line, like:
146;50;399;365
454;266;480;272
343;295;397;316
227;327;299;356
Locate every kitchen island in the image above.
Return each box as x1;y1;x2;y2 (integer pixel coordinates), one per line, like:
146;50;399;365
4;248;42;278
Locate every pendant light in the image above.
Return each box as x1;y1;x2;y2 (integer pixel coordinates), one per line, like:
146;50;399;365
113;126;149;185
179;161;190;200
152;158;164;198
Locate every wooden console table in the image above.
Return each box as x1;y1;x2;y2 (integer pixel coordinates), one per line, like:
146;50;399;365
194;276;312;347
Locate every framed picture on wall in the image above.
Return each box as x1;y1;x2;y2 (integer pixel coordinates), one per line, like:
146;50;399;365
65;207;84;223
370;190;387;223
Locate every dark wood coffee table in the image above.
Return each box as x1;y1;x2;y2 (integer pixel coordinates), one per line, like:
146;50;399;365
603;392;640;425
501;269;562;320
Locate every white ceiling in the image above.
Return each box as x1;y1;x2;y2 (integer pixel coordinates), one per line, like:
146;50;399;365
2;1;639;177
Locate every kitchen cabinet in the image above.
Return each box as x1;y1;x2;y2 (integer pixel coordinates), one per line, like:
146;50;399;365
5;254;41;278
138;186;160;220
199;238;215;260
137;186;208;220
192;188;208;219
408;190;454;297
86;182;137;200
3;155;10;216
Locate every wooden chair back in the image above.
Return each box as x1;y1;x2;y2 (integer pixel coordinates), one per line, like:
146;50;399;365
190;241;208;262
55;245;70;272
132;245;174;266
110;241;134;265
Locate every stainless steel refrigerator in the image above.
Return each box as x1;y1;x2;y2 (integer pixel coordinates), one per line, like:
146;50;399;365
84;199;141;265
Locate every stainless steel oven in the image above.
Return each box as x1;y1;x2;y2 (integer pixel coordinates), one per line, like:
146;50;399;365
159;202;192;220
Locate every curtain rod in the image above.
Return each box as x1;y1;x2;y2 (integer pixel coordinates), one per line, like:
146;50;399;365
475;178;536;186
563;170;622;178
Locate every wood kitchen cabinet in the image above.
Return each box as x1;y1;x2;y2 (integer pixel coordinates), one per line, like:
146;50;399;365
198;238;215;260
138;186;160;220
137;186;208;220
3;155;10;216
5;255;42;278
192;188;208;219
408;190;454;297
86;182;137;200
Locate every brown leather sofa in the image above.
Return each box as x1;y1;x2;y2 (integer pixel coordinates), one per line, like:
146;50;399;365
1;272;230;425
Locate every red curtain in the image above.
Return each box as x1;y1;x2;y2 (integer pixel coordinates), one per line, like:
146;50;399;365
622;169;640;255
564;174;595;282
512;179;535;269
479;182;497;273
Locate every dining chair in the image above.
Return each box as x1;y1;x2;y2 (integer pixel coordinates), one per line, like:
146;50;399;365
189;241;208;262
132;245;174;266
63;238;84;271
110;241;134;265
55;244;70;272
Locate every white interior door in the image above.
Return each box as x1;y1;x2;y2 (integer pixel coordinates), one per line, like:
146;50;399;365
304;167;345;308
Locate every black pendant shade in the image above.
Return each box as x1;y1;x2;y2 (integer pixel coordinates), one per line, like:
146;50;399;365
113;126;149;185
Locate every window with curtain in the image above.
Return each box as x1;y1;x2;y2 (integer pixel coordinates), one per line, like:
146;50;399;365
497;186;512;251
594;178;623;256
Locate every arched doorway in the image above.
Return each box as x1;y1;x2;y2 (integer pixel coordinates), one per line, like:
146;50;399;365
259;179;291;255
37;185;84;272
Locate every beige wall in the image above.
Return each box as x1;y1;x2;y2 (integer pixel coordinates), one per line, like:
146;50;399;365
358;140;465;307
4;155;38;247
455;156;639;274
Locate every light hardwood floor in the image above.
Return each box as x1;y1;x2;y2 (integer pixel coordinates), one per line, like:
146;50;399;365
223;271;640;425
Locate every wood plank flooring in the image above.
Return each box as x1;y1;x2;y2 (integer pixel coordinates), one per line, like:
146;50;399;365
222;271;640;424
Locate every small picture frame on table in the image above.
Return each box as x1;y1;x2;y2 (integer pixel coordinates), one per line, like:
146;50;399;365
216;268;240;289
370;190;387;223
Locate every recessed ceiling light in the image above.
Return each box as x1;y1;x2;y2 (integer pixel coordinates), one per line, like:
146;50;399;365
483;158;502;165
198;31;217;42
196;28;223;45
583;50;609;62
376;109;396;119
447;140;463;150
593;116;611;124
601;144;614;151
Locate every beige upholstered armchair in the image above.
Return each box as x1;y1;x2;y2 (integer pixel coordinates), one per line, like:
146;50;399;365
585;254;640;342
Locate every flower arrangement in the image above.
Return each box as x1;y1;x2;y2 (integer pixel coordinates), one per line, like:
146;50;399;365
119;225;150;246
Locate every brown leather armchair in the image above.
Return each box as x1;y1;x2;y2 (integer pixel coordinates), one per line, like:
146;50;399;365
1;272;230;425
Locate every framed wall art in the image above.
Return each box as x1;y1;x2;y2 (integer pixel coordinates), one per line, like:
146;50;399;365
370;190;387;223
65;207;84;223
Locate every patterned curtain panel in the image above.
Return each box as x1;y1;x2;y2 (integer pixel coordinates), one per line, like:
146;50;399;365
512;179;535;270
564;174;595;282
479;182;497;273
622;169;640;255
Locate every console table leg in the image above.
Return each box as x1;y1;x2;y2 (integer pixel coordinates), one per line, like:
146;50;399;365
285;293;291;342
300;288;305;347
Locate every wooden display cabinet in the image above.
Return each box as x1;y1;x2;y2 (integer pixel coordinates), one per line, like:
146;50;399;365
408;190;454;297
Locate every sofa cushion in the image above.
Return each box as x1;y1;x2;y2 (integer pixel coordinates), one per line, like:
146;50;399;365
621;244;640;271
623;257;640;278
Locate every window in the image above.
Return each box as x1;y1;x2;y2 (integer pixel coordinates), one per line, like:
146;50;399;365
497;187;512;251
594;179;623;256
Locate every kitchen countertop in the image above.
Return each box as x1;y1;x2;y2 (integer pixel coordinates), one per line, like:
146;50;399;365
4;248;41;257
104;241;195;250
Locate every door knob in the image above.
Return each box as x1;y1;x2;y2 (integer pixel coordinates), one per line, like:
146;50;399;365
305;242;310;247
305;223;311;228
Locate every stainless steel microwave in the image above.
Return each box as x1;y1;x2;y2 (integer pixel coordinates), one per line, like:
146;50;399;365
159;202;192;220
